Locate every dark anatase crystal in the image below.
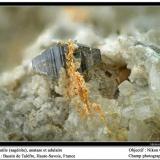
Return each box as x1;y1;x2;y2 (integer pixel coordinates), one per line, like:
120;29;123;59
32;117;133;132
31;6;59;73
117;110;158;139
32;43;101;79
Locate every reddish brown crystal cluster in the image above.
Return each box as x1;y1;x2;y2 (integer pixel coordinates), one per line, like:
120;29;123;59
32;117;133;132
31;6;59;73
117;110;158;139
65;40;110;132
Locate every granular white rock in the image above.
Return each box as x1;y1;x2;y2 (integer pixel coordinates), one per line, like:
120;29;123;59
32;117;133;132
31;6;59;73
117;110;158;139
135;105;153;121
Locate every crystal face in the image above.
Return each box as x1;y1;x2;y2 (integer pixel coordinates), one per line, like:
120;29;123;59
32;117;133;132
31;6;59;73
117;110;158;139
32;43;101;79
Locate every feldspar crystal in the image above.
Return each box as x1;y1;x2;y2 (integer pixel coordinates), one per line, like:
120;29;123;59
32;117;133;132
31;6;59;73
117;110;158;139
149;64;160;92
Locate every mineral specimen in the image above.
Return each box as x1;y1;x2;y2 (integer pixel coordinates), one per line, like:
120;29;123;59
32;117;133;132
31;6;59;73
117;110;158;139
0;7;160;141
32;43;101;79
